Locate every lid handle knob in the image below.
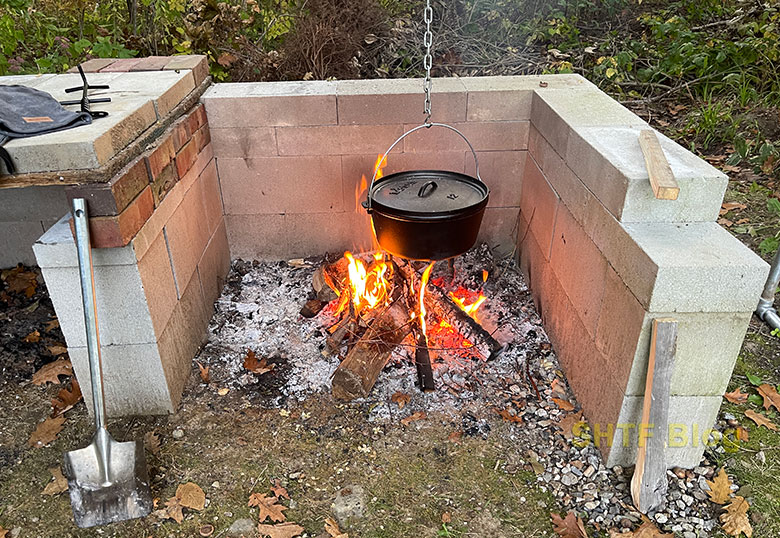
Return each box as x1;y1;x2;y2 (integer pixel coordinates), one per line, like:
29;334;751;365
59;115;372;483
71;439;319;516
418;181;438;198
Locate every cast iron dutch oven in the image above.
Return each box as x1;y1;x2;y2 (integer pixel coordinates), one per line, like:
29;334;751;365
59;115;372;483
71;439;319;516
363;123;490;261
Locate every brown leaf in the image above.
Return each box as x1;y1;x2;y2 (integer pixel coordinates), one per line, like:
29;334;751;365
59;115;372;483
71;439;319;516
217;52;238;67
197;361;210;383
721;202;747;213
162;498;184;524
447;430;463;444
608;520;673;537
551;511;588;538
400;411;427;426
757;383;780;412
391;391;411;409
724;388;749;405
736;426;749;442
0;526;7;537
41;466;68;496
718;217;734;227
705;468;733;505
47;344;68;356
720;496;753;537
325;517;348;537
271;479;289;500
257;522;304;538
24;330;41;343
497;408;523;424
28;416;66;448
552;397;575;411
745;409;778;431
45;318;60;332
144;431;161;456
3;267;38;296
177;482;206;510
555;410;585;440
244;350;275;376
32;359;72;386
249;493;287;523
51;379;82;416
441;512;451;524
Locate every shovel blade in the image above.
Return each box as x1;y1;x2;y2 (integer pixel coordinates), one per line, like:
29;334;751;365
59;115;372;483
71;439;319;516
63;438;152;528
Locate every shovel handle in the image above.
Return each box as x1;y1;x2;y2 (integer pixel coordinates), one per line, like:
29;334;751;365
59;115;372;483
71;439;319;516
72;199;108;432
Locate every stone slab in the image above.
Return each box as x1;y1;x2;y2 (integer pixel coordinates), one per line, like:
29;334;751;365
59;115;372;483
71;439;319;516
164;55;209;85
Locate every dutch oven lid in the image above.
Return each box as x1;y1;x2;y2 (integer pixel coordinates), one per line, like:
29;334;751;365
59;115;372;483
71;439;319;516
370;170;488;217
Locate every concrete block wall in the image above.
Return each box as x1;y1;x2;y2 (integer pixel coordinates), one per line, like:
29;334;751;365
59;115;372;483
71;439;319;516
201;75;591;260
521;86;769;468
0;186;67;266
33;97;229;416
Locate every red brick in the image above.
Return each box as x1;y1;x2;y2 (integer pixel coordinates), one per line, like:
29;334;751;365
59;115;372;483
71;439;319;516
188;104;207;131
99;57;144;72
171;117;192;152
145;135;175;179
197;125;210;151
86;187;155;248
151;162;179;207
129;55;172;71
65;157;150;216
175;139;199;178
68;58;116;73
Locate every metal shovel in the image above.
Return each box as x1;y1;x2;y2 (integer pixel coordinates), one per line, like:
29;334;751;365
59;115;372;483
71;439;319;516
63;198;153;528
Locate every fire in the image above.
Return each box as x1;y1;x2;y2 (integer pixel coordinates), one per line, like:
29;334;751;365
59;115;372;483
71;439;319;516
449;289;487;322
335;251;391;316
418;262;435;336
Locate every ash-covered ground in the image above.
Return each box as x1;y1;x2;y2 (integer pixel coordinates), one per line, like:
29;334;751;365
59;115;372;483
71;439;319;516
195;244;725;534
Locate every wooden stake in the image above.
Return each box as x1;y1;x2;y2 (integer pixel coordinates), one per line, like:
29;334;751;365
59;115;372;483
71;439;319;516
639;130;679;200
630;318;677;513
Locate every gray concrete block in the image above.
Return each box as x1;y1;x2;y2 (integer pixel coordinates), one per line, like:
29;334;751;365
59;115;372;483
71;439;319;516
0;220;45;267
478;207;521;258
624;222;769;312
606;396;722;468
0;185;68;222
520;156;559;260
621;311;752;397
68;344;174;416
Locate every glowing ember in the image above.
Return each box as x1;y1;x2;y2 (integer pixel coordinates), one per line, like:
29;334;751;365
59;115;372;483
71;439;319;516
449;289;487;322
335;251;392;316
419;262;435;336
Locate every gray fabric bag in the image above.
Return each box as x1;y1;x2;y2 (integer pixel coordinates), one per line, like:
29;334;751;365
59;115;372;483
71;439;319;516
0;84;93;174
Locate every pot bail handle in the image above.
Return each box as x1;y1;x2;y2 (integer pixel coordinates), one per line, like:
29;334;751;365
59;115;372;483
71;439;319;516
364;122;483;211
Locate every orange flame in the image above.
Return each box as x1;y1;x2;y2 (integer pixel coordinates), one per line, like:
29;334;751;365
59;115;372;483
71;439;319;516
335;251;391;317
419;262;435;336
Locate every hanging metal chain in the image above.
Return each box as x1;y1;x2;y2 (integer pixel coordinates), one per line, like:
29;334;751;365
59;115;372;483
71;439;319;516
422;0;434;125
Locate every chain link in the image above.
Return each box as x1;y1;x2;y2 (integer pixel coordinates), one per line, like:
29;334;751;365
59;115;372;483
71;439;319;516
422;0;433;125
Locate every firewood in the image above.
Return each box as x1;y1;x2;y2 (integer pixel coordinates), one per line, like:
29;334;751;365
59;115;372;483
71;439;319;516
331;299;413;400
414;331;435;392
300;299;325;318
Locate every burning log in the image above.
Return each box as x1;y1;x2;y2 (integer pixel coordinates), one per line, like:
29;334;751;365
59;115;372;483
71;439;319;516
331;298;413;400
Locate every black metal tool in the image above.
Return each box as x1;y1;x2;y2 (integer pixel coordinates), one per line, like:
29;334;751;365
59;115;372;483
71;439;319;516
59;65;110;119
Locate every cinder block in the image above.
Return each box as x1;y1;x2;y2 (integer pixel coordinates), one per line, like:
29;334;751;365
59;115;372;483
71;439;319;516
210;127;278;158
199;159;223;236
38;262;156;347
467;90;533;122
401;121;528;153
34;215;137;269
1;221;45;267
519;156;559;260
549;202;608;337
607;395;722;468
477;207;521;257
66;157;150;217
163;177;210;293
336;77;467;125
0;185;68;222
621;311;753;397
624;222;769;312
218;156;343;215
465;151;526;208
201;81;338;127
198;219;230;311
225;213;287;260
68;344;174;416
137;229;179;338
276;124;404;156
282;212;354;258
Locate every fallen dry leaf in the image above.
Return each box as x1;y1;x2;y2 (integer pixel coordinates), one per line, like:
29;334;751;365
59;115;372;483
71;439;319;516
32;359;72;386
720;496;752;537
47;344;68;356
552;397;575;411
721;202;747;213
257;522;304;538
551;511;588;538
0;526;7;537
757;384;780;412
391;391;411;409
51;379;82;416
447;430;463;444
41;466;68;496
400;411;427;426
3;266;38;296
24;330;41;343
197;361;210;383
249;493;287;523
244;350;275;375
555;410;585;440
217;52;237;67
608;520;673;537
736;426;749;442
45;318;60;331
497;408;523;424
325;517;348;537
718;217;734;227
706;468;733;505
144;431;161;456
441;512;451;524
159;482;206;523
745;409;778;431
724;388;749;405
217;387;230;396
271;479;289;500
28;415;65;448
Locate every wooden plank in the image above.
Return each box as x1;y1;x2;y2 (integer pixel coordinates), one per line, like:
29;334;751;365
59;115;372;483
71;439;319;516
630;317;678;513
639;129;679;200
